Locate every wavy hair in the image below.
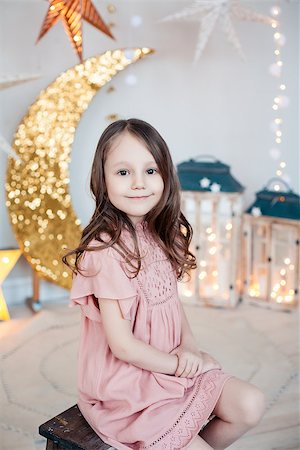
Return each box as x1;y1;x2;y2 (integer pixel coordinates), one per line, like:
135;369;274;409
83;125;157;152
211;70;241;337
62;118;196;280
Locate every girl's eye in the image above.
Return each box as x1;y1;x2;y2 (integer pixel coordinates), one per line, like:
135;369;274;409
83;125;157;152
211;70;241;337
117;170;129;176
146;168;158;175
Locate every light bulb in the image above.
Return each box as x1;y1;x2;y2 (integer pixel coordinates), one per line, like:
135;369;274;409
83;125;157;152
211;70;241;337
270;6;281;17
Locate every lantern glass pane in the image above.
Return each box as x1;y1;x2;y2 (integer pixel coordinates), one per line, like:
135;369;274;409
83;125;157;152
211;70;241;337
270;224;297;306
249;223;268;299
180;192;242;307
183;193;196;228
198;197;233;300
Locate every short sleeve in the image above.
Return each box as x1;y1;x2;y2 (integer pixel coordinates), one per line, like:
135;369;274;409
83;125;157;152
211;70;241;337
69;247;137;322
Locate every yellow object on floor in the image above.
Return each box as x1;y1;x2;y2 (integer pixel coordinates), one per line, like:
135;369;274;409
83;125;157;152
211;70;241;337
0;249;22;321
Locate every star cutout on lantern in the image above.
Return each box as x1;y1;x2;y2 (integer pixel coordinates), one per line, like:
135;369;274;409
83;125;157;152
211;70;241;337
210;182;221;193
251;207;262;217
160;0;272;62
199;177;211;188
37;0;115;62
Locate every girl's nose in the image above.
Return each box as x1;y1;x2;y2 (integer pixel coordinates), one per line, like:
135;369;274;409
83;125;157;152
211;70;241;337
131;173;145;190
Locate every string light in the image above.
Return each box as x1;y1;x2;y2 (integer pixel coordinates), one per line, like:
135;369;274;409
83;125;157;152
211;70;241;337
268;2;291;188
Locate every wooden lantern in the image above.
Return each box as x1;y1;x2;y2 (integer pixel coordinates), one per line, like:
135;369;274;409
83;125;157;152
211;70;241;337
242;178;300;310
177;156;244;308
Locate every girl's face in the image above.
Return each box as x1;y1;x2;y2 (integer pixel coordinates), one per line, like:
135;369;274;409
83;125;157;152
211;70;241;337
104;132;164;226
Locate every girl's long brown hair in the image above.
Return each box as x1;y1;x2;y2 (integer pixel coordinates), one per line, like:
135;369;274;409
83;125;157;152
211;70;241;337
62;118;196;280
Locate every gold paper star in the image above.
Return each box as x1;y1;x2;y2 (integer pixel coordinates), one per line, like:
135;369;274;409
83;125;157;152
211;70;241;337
37;0;115;62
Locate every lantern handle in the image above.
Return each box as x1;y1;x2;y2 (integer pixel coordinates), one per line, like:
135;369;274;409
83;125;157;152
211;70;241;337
191;155;220;162
264;177;293;193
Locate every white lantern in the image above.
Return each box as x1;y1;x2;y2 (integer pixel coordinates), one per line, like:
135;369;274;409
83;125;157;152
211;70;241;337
242;179;300;310
177;156;244;308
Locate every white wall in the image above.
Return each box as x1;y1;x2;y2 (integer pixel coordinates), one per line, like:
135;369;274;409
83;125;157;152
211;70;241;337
0;0;299;306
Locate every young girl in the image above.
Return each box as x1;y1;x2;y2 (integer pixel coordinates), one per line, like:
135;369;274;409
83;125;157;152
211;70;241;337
63;118;265;450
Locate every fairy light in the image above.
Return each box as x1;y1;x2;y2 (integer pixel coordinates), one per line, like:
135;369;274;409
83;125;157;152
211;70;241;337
225;222;232;231
268;2;291;187
270;260;294;304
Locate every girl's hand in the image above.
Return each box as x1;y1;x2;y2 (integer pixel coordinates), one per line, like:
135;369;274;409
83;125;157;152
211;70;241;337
170;344;221;378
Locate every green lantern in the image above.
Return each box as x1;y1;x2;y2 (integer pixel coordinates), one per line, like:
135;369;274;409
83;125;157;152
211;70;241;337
177;156;245;308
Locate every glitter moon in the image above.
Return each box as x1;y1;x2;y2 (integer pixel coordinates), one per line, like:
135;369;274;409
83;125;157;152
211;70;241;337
5;48;154;290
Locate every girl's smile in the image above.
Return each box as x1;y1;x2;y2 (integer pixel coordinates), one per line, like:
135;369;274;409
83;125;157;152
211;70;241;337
126;194;153;199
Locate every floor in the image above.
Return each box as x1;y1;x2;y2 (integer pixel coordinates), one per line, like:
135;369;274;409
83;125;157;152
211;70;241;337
0;298;299;450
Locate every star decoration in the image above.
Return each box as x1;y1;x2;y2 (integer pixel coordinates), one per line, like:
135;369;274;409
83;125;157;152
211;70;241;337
160;0;272;62
199;177;211;188
37;0;115;62
210;182;221;193
251;207;262;217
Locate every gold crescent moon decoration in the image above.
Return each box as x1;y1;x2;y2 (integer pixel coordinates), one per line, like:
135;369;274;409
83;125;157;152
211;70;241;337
5;48;154;290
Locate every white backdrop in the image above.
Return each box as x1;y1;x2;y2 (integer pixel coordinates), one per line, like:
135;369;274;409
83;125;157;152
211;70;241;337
0;0;299;306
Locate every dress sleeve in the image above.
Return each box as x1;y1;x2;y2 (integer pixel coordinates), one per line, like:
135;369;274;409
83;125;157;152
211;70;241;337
69;247;137;322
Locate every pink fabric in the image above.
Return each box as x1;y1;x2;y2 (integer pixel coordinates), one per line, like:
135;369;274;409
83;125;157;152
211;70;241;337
70;222;233;449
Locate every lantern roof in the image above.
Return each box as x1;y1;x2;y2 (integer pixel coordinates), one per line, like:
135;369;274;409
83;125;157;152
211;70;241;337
176;155;244;193
246;178;300;220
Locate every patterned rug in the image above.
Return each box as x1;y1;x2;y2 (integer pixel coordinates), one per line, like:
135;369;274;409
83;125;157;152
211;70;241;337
0;302;298;450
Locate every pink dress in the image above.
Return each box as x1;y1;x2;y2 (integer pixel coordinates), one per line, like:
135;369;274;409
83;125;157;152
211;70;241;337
69;222;233;450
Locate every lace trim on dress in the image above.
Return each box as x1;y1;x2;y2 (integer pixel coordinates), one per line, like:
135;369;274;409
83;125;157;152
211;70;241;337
136;278;176;306
140;370;227;449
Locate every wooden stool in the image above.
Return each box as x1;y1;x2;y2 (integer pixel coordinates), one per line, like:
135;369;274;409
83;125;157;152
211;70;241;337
39;404;115;449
